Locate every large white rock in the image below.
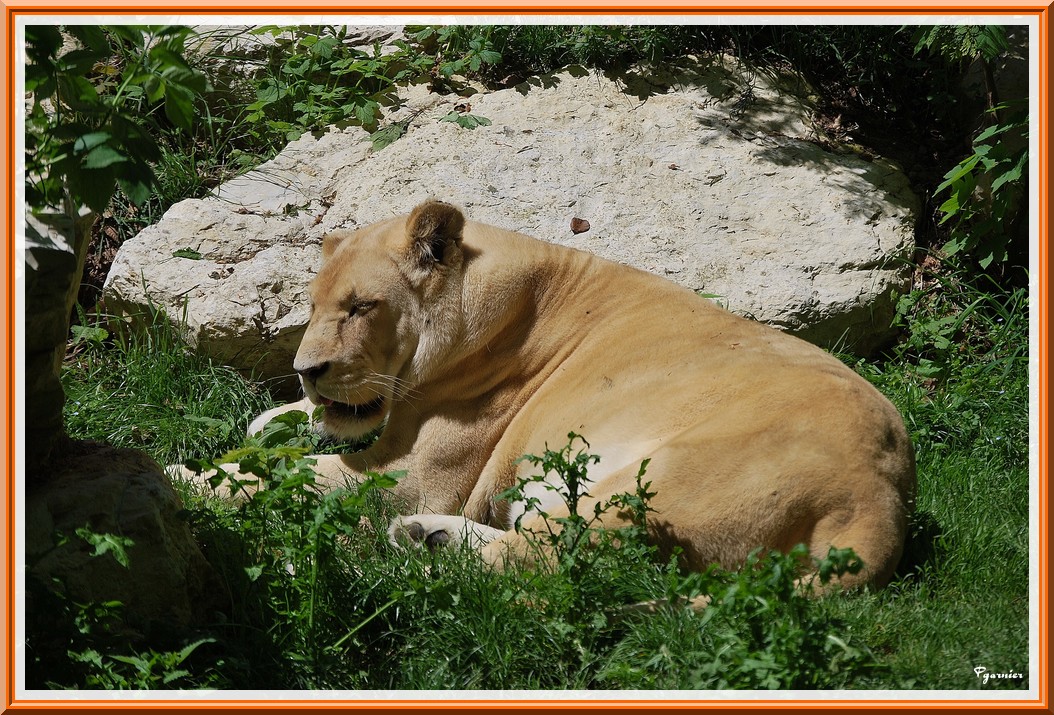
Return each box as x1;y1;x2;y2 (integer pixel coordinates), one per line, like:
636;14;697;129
104;61;918;393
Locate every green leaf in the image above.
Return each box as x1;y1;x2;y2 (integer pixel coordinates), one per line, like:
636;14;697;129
57;48;108;76
935;154;980;193
70;324;109;346
256;78;288;104
936;194;960;221
83;144;127;169
24;69;54;97
311;35;339;59
73;132;111;153
364;470;404;490
974;122;1008;144
106;25;147;49
109;114;163;164
942;235;965;256
161;669;192;686
66;25;111;54
164;83;196;132
109;654;150;671
75;528;135;568
172;248;203;260
56;74;101;111
990;150;1027;193
369;123;406;151
25;25;64;59
114;113;163;159
66;166;118;213
130;72;166;103
149;43;193;73
354;100;380;126
117;177;152;207
161;63;209;95
439;111;492;130
412;26;437;42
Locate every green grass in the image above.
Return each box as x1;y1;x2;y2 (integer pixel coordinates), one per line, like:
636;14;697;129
49;269;1032;692
843;277;1031;690
178;438;883;690
61;314;276;468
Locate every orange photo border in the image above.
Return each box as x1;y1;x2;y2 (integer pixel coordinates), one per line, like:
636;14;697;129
1;1;1048;711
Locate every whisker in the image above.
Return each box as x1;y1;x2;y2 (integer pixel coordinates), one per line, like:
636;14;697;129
362;373;424;418
366;372;422;402
263;371;305;394
317;371;422;412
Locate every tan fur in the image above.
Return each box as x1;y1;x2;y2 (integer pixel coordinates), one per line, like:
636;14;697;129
234;200;917;590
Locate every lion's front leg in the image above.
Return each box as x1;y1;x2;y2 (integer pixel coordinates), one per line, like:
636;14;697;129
389;514;506;551
247;397;319;436
170;454;362;500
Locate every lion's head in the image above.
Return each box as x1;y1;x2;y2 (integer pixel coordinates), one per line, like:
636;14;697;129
294;201;468;439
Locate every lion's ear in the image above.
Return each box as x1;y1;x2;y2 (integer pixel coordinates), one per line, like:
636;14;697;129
401;200;465;272
321;229;353;259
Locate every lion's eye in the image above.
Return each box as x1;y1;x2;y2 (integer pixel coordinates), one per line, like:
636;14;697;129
349;300;376;316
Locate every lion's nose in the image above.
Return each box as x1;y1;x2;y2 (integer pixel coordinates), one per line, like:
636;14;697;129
294;361;329;383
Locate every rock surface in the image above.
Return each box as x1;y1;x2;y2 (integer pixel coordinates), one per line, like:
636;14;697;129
103;59;918;391
25;442;223;630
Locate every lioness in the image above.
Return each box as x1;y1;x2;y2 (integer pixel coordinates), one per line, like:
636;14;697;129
227;200;917;591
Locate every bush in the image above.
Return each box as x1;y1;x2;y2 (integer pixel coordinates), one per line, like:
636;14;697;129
25;25;208;214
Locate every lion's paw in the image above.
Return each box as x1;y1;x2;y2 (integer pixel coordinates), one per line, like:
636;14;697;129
388;515;505;551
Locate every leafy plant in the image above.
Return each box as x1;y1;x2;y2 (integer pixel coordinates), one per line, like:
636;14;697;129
25;25;209;214
74;527;135;568
910;25;1026;269
241;25;432;148
411;25;503;78
439;110;493;130
498;433;660;613
598;545;877;689
890;264;1028;380
186;410;403;687
911;25;1010;71
932;106;1028;268
68;305;109;350
68;639;215;689
411;25;717;79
